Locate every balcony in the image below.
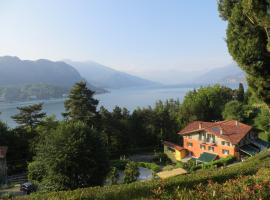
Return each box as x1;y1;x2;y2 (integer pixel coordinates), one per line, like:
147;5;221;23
199;138;216;145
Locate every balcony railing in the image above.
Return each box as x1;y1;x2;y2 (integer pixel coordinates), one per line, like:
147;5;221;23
199;138;216;145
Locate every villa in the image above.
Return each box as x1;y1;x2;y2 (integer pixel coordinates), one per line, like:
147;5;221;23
164;120;269;163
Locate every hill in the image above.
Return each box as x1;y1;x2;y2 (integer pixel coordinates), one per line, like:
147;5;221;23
0;56;105;102
19;150;270;200
65;60;159;89
193;64;246;85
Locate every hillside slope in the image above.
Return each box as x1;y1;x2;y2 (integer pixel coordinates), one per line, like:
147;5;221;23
193;64;246;85
20;150;270;200
65;60;159;89
0;56;105;102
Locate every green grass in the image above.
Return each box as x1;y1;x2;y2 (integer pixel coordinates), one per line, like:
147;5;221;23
259;132;270;142
18;150;270;200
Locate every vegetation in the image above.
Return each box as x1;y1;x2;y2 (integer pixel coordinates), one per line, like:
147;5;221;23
218;0;270;109
107;167;119;185
0;84;69;102
1;81;270;196
17;150;270;200
63;81;99;125
28;121;109;191
12;103;46;130
123;161;139;184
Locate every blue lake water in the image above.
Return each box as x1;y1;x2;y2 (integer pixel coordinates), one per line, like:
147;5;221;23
0;86;192;127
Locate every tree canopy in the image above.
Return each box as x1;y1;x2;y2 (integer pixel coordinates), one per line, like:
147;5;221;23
11;103;46;130
64;81;98;125
218;0;270;108
29;121;109;191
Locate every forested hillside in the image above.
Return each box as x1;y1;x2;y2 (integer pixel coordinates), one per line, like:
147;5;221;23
0;56;105;101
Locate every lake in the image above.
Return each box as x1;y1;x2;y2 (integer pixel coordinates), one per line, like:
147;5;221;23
0;86;192;127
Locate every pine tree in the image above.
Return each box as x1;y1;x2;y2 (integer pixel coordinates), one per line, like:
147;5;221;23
12;103;46;130
64;81;98;125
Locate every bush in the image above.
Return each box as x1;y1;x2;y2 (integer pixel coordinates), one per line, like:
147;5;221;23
111;159;129;170
184;156;235;172
18;150;270;200
183;159;196;172
124;162;139;184
1;192;14;200
28;160;47;182
107;167;119;185
137;162;160;173
153;152;172;165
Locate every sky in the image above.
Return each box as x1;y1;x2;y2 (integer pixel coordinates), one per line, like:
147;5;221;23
0;0;233;83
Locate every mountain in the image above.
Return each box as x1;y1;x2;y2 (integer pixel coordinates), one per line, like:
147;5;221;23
0;56;82;87
65;60;159;89
193;64;246;85
0;56;105;102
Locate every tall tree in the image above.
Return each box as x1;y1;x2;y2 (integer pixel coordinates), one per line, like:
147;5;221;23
237;83;245;102
218;0;270;108
64;81;98;125
12;103;46;130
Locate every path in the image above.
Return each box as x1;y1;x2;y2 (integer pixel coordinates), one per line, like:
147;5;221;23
157;168;187;179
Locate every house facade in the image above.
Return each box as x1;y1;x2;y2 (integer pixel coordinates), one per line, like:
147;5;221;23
164;120;269;162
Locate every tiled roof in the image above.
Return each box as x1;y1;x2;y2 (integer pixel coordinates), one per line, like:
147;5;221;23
163;141;186;151
178;120;252;145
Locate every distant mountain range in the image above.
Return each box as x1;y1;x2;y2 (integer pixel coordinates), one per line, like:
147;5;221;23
65;60;159;89
192;64;246;85
0;56;105;102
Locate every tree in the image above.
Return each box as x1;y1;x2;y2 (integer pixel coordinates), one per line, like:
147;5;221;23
255;108;270;134
12;103;46;130
179;85;234;125
29;121;109;191
64;81;98;125
99;106;131;156
124;161;139;184
222;100;244;121
236;83;245;102
218;0;270;108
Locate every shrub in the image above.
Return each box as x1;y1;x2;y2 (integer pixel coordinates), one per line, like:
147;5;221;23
107;167;119;185
137;162;160;173
111;159;129;170
28;160;47;182
183;158;196;172
18;150;270;200
124;162;139;184
153;153;172;165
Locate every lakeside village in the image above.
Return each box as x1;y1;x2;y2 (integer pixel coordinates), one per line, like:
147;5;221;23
0;118;269;195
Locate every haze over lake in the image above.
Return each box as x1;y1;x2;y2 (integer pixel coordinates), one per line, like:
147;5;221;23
0;86;191;127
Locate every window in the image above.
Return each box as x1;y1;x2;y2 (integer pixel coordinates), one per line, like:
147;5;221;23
199;133;202;140
222;149;229;155
167;147;175;152
188;135;192;139
200;144;206;150
187;142;193;147
208;146;214;152
222;141;230;146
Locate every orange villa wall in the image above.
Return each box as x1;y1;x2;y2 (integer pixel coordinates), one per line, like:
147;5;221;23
183;136;236;158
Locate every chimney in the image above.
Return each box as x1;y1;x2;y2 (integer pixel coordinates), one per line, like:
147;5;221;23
199;122;202;129
220;128;223;135
235;121;239;127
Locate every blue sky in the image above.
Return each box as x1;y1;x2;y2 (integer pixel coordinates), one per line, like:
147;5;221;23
0;0;232;82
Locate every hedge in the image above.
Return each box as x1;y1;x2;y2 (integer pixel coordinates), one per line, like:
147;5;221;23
18;150;270;200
